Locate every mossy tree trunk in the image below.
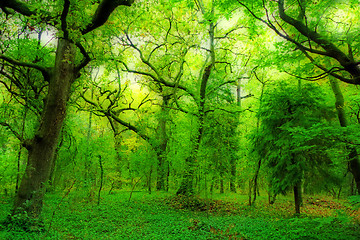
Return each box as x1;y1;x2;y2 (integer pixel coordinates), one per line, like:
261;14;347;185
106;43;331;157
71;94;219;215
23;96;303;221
176;16;215;195
13;39;75;219
1;0;134;223
156;94;170;191
329;78;360;194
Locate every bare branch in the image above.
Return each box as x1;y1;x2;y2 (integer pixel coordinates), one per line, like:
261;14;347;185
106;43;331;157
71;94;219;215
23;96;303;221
215;26;247;39
206;80;236;96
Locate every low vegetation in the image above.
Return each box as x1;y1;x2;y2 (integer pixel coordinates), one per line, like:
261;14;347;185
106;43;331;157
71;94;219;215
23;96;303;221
1;191;359;239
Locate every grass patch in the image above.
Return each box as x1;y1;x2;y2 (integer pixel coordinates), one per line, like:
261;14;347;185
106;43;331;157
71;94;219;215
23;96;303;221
0;191;359;239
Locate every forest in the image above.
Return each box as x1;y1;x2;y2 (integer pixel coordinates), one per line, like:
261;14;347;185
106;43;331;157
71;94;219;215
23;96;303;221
0;0;360;239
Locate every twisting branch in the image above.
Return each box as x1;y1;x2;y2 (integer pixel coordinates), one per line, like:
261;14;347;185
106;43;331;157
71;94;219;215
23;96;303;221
172;95;198;116
0;54;51;81
0;0;53;22
215;25;247;39
75;41;91;73
237;1;330;57
80;90;150;142
237;0;360;84
206;80;236;96
284;66;345;81
119;60;196;101
205;107;251;115
81;0;135;35
277;0;349;62
148;43;166;62
0;122;23;142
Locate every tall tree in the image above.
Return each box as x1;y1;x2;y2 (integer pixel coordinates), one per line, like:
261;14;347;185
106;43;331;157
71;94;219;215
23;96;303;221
252;82;334;214
0;0;134;225
329;77;360;194
237;0;360;194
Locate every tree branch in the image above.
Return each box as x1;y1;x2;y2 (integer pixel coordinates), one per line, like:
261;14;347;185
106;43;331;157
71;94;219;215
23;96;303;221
238;1;330;57
80;90;150;142
60;0;71;39
277;0;360;80
0;122;23;142
0;54;51;81
206;80;236;96
299;48;359;84
75;41;91;72
0;0;53;22
120;60;196;100
81;0;135;35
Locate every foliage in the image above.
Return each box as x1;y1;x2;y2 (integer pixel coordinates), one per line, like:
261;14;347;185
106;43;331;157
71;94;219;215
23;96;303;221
250;82;339;195
1;193;359;239
348;195;360;210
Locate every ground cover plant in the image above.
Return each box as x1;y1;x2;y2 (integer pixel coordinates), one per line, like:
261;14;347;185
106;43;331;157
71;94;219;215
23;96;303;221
1;191;359;239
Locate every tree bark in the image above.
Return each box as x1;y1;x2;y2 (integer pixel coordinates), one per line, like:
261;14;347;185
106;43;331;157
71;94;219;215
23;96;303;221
251;79;266;205
176;20;215;196
176;156;196;196
156;94;170;191
13;38;75;219
97;155;104;205
329;78;360;194
229;157;237;193
15;107;27;194
48;134;64;192
220;177;224;194
294;182;301;215
2;0;134;225
251;158;262;204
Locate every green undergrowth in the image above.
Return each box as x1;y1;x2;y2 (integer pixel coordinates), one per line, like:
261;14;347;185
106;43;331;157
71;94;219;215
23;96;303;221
0;192;359;239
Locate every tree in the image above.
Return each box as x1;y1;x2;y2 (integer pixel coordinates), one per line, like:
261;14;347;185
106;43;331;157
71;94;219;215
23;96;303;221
0;0;134;225
96;0;243;196
237;0;360;194
252;82;334;214
237;0;360;84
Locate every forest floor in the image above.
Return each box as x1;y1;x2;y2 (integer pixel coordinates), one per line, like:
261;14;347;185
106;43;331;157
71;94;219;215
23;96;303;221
0;191;359;239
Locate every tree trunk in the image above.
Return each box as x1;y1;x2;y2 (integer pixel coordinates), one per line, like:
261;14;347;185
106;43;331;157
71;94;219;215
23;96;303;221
48;136;63;192
251;80;266;205
148;165;153;194
12;38;75;220
220;178;224;194
156;154;166;191
85;93;93;185
229;152;237;193
329;78;360;194
15;107;27;194
210;175;215;194
294;182;301;215
251;158;262;204
166;160;170;191
176;20;215;196
176;156;195;196
156;94;170;191
97;155;104;205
